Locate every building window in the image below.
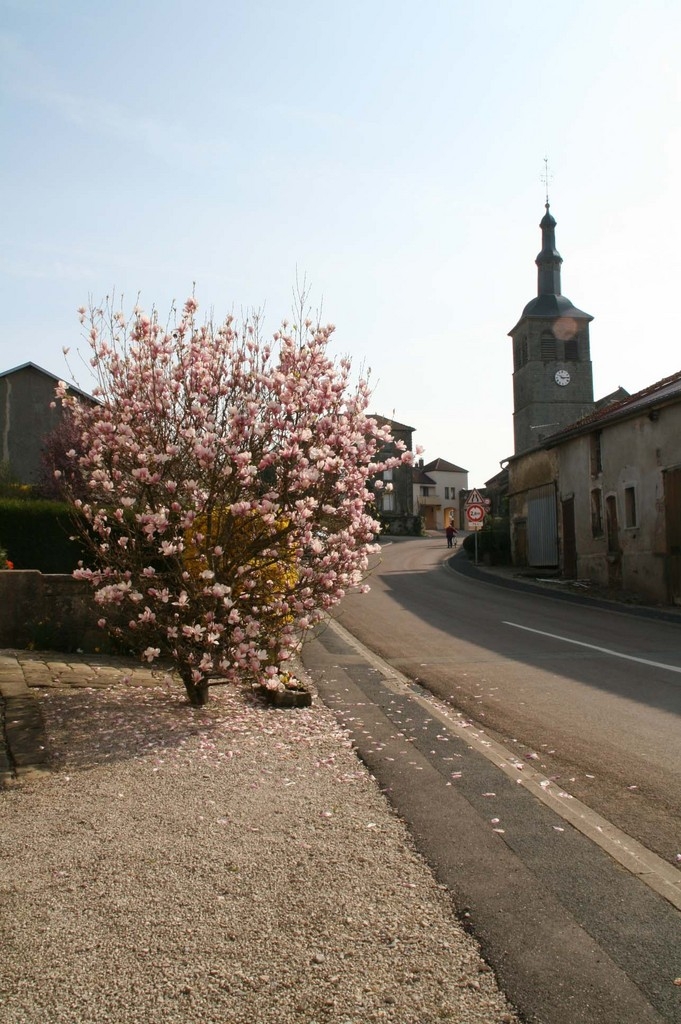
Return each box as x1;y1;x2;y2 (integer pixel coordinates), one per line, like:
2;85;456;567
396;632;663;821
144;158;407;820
514;337;529;369
605;495;619;553
383;492;395;512
540;331;557;360
591;489;603;537
564;336;579;361
624;486;637;528
590;431;602;476
444;487;449;499
384;468;393;482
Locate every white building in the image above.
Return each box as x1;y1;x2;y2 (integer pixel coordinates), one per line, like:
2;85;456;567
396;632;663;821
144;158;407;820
413;458;468;531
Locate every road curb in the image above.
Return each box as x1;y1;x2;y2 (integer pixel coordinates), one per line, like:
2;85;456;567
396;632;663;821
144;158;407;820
0;663;50;786
0;652;50;786
304;618;679;1024
327;617;681;913
450;552;681;623
3;694;50;778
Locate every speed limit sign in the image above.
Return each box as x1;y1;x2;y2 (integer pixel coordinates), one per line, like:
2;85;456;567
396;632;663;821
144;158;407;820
465;503;484;525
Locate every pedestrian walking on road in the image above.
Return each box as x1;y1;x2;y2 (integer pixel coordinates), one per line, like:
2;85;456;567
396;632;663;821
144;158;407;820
445;523;456;548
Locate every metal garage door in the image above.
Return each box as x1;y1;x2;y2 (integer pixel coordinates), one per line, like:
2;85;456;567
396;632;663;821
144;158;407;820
527;484;558;567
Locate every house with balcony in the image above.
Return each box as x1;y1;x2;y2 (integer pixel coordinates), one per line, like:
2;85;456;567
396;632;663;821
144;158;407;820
413;458;469;530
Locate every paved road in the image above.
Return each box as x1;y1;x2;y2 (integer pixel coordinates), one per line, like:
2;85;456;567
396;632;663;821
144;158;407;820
302;537;681;1024
335;537;681;864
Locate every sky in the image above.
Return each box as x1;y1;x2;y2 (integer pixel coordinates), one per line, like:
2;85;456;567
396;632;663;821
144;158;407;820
2;0;680;487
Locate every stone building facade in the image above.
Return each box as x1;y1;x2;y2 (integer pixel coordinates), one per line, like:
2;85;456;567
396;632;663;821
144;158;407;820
545;372;681;603
508;371;681;604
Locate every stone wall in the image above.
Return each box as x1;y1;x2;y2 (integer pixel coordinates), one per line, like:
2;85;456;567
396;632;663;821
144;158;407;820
0;571;122;653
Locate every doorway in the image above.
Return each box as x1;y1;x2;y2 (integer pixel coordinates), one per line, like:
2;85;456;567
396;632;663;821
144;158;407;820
561;497;577;578
664;467;681;604
605;494;622;588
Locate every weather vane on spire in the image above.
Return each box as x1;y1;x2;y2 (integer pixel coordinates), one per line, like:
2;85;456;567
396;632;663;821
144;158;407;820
541;156;553;207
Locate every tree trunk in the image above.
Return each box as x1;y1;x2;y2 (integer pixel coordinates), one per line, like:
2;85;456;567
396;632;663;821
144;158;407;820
178;666;210;706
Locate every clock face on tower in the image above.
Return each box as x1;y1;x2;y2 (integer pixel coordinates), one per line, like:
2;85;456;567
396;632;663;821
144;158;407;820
554;369;571;387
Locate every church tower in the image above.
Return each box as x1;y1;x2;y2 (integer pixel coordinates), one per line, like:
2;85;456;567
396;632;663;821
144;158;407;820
509;203;595;453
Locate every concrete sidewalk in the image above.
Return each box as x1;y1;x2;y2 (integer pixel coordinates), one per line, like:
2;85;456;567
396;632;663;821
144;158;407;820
0;650;167;786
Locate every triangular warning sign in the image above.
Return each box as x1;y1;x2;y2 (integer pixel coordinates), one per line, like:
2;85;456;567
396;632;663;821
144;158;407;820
465;488;484;506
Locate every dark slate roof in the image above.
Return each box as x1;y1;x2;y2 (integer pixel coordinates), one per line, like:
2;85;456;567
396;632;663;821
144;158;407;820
509;294;593;335
484;466;509;489
372;413;416;432
545;369;681;446
519;294;593;321
594;386;630;410
1;360;63;381
422;457;468;474
413;469;437;485
0;361;94;402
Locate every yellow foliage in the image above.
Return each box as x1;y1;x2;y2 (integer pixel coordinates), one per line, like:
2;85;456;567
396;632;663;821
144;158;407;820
184;510;297;618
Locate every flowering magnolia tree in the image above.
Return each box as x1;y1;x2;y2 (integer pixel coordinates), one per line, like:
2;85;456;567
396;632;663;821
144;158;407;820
56;296;413;706
39;412;90;500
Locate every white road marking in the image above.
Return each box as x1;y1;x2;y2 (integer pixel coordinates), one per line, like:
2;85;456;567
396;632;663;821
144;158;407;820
321;618;681;911
503;621;681;674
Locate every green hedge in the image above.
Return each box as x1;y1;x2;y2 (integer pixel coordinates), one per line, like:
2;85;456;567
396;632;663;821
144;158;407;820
462;518;511;565
0;500;89;573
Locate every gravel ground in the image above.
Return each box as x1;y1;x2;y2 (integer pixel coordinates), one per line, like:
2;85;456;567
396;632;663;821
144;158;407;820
1;678;519;1023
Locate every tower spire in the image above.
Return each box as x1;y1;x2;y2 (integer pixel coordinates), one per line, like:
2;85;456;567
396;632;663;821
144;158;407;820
541;156;552;206
536;160;562;296
508;175;595;455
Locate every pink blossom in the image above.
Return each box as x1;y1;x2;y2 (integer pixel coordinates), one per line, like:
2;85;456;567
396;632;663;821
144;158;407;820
57;293;403;706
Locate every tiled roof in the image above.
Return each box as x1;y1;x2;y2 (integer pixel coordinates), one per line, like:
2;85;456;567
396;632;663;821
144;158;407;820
422;457;468;474
545;369;681;446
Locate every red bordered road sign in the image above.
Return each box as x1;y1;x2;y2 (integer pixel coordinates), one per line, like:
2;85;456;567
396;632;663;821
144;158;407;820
465;488;485;506
465;504;485;524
